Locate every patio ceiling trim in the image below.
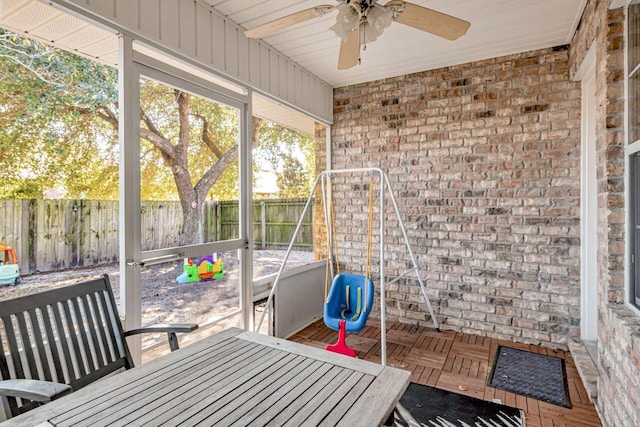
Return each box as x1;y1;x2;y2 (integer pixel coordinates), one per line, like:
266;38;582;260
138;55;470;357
610;0;630;9
44;0;333;125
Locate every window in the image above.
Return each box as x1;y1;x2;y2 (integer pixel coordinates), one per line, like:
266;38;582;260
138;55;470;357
630;1;640;143
629;0;640;308
632;154;640;308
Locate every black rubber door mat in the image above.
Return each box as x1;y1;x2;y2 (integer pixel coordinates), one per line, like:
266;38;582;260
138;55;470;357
488;345;571;408
393;382;525;427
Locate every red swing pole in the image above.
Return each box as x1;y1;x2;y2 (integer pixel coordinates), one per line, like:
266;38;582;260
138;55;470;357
325;320;357;357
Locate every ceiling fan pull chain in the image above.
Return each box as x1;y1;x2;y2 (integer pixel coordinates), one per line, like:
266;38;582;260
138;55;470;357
361;21;367;51
360;20;365;65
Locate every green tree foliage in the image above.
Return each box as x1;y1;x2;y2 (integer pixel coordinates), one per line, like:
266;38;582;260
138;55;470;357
136;78;241;202
254;120;314;199
276;155;311;198
0;29;118;199
0;28;315;244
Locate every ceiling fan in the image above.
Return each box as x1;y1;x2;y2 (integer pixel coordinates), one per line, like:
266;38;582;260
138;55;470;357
244;0;470;70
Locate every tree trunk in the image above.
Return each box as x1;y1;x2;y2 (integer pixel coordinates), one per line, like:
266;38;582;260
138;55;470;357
181;197;203;246
177;114;264;246
78;85;266;248
173;91;201;246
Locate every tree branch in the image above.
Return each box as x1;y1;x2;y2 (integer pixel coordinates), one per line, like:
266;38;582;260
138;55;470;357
194;146;238;200
252;117;263;148
191;113;223;159
0;53;65;86
172;90;194;202
138;108;176;163
193;117;265;200
140;108;163;138
95;106;118;128
140;129;175;164
71;105;176;163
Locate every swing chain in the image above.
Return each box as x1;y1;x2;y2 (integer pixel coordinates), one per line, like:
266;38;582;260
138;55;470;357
364;176;374;312
324;175;375;315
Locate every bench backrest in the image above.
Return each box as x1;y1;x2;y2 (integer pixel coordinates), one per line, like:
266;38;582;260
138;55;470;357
0;275;133;417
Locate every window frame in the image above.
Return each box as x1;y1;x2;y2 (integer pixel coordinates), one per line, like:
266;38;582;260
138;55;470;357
627;0;640;310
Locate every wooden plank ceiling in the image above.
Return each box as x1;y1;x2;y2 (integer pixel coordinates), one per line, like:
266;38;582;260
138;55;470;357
1;0;588;89
1;0;586;125
204;0;587;87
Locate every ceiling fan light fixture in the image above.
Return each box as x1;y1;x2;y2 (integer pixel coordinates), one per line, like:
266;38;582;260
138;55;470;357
361;5;393;43
331;2;362;42
242;0;470;70
367;5;393;33
332;1;394;45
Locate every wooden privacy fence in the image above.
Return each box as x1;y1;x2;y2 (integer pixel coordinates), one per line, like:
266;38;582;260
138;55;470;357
0;198;312;274
221;199;313;249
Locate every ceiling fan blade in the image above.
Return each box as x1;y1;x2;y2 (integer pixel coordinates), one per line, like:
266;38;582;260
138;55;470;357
385;1;470;41
245;5;334;39
337;29;360;70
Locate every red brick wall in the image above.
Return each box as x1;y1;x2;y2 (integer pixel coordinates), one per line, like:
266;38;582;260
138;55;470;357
313;122;328;261
320;2;640;425
569;1;640;425
328;46;582;349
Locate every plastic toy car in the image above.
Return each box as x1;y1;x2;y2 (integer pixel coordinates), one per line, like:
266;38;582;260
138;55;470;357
0;243;20;286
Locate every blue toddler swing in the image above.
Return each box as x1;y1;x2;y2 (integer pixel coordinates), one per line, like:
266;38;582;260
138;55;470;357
324;178;375;357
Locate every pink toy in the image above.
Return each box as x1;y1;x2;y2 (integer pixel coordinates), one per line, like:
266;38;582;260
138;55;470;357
325;320;356;357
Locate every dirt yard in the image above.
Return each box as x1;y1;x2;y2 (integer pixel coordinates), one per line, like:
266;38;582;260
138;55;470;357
0;250;315;334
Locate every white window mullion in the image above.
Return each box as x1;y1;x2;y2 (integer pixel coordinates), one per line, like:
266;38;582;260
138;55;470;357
240;89;254;330
118;34;143;363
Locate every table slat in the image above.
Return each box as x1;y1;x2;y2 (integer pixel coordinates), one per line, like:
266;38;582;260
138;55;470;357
54;337;255;426
237;331;383;376
249;361;334;427
286;370;366;427
188;355;314;426
5;328;244;427
264;365;345;427
143;345;294;426
113;346;285;427
217;359;325;426
336;367;411;427
317;372;373;427
68;341;270;427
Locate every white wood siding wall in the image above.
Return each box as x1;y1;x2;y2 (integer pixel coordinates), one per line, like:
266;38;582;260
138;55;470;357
50;0;333;123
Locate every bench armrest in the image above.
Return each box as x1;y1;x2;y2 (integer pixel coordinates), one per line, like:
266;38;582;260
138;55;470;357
124;323;199;351
124;323;199;335
0;379;72;403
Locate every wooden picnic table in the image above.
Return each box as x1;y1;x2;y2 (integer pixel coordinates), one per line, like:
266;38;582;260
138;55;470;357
4;327;410;426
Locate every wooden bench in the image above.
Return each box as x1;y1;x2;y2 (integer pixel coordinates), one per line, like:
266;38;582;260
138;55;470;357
0;274;198;419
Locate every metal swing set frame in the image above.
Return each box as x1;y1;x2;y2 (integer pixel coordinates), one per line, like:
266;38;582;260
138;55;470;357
255;167;439;366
